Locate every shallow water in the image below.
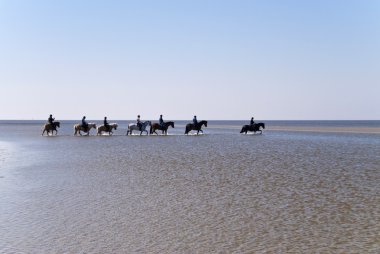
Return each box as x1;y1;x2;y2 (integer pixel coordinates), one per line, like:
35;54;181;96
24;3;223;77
0;121;379;253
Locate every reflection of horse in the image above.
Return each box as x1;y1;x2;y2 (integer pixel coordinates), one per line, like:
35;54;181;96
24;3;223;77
185;120;208;135
42;122;61;136
97;123;118;136
240;123;265;134
126;121;151;136
74;123;97;136
150;121;175;135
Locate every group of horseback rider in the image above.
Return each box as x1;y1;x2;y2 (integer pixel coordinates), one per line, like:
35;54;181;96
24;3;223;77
80;116;110;132
48;115;256;132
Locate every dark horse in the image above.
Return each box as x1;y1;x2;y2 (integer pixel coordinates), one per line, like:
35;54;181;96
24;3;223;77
150;121;175;135
42;122;61;136
240;122;265;134
185;120;208;135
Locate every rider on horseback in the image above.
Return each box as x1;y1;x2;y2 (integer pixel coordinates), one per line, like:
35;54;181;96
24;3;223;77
48;114;55;131
48;114;55;124
250;117;255;125
137;115;142;131
104;116;110;132
82;116;88;132
193;115;198;128
159;114;164;128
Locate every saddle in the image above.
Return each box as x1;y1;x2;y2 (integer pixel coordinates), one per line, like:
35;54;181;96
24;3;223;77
82;124;88;132
48;122;56;130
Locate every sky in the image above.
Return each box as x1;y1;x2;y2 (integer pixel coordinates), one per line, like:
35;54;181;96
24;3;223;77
0;0;379;120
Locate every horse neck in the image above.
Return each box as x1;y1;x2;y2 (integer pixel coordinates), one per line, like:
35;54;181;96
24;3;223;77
199;120;206;125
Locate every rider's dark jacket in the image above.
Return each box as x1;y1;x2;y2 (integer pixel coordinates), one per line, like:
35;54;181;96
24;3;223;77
82;117;88;129
193;117;198;126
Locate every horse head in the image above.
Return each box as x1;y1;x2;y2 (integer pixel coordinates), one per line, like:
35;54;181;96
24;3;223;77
202;120;208;127
113;123;118;130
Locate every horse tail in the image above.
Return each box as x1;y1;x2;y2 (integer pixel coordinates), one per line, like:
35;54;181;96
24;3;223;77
240;127;245;133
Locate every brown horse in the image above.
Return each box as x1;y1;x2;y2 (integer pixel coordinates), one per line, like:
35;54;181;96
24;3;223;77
42;122;61;136
240;122;265;134
150;121;175;135
185;120;208;135
97;123;118;136
74;123;97;136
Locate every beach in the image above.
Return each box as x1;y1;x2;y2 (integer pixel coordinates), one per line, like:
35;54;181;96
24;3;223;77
1;121;379;253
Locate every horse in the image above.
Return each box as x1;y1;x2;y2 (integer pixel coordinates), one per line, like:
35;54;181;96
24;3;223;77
42;122;60;136
126;121;151;136
97;123;118;136
150;121;175;135
185;120;208;135
74;123;97;136
240;122;265;134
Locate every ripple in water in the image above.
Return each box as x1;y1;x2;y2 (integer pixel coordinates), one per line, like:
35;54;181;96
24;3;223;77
0;123;379;253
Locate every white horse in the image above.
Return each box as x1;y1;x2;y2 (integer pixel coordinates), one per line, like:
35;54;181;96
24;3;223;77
126;121;151;136
97;123;118;136
74;123;97;136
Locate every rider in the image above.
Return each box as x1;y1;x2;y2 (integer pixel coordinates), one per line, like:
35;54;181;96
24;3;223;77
48;114;55;131
136;115;142;131
48;114;55;124
82;116;88;132
104;116;110;132
250;117;255;125
193;115;198;128
159;114;164;127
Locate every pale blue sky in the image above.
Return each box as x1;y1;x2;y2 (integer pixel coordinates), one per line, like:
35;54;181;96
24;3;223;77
0;0;379;120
